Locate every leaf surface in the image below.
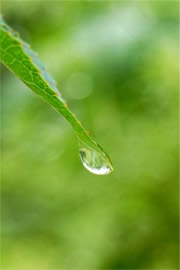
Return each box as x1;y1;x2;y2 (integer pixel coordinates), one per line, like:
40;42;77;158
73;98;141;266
0;16;113;174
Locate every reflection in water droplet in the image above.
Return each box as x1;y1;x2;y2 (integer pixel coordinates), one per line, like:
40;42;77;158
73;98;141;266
79;148;113;175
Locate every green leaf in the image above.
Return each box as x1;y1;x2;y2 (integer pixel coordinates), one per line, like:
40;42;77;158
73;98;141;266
0;16;113;175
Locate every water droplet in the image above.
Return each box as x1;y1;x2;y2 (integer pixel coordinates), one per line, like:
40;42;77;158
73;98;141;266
79;148;113;175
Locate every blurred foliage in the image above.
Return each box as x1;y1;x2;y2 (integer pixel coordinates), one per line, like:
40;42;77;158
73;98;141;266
1;1;179;269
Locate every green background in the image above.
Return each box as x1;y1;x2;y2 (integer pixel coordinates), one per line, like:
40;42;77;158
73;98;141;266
1;1;179;269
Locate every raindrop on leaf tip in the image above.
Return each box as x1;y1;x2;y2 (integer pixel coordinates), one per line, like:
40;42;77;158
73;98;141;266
79;148;113;175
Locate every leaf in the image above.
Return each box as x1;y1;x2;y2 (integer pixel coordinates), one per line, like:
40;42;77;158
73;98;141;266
0;16;113;175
